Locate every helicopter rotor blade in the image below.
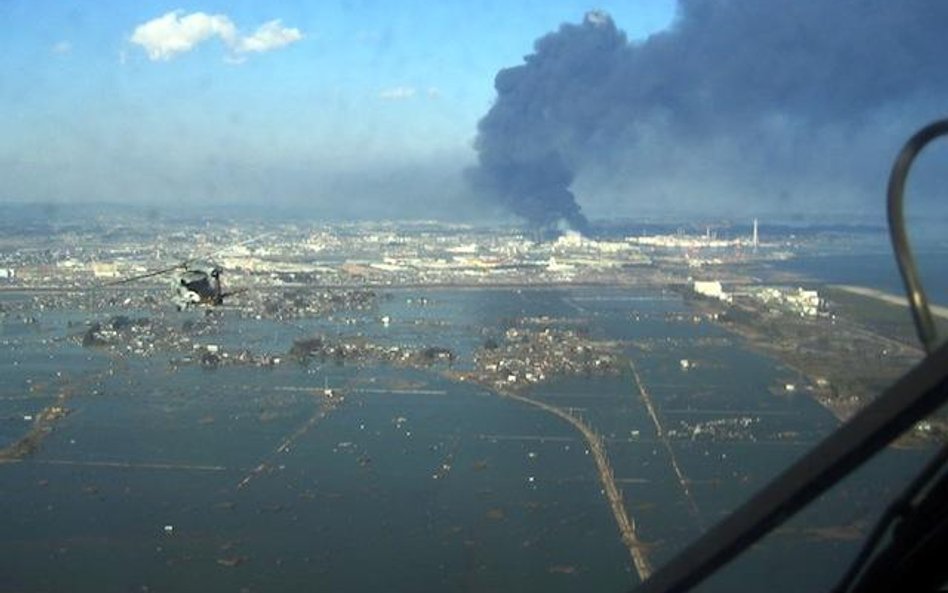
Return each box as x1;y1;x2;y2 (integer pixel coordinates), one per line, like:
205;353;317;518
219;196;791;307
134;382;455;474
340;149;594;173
187;232;275;265
219;287;250;299
102;232;272;290
104;263;185;286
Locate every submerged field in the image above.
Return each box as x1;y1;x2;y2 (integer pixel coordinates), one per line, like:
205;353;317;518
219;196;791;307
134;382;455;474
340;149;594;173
0;287;931;592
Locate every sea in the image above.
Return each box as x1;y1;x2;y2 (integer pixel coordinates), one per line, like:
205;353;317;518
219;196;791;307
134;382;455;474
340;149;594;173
0;284;935;593
774;250;948;307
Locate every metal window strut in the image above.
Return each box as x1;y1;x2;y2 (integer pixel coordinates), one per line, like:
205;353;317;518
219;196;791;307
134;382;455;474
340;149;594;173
887;119;948;354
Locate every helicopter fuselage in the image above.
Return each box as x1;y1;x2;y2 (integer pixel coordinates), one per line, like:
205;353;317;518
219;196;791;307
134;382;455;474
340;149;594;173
174;264;223;310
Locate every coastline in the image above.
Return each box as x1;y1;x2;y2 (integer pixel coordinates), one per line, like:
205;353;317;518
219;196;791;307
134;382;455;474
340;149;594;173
688;285;942;441
832;284;948;320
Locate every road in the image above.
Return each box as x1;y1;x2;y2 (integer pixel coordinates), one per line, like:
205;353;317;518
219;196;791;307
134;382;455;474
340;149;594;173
497;387;654;581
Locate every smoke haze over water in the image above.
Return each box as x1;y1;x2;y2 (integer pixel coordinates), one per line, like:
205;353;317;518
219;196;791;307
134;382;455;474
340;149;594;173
471;1;948;227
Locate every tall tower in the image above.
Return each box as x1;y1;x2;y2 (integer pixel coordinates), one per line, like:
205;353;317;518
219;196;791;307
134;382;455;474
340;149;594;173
752;218;759;250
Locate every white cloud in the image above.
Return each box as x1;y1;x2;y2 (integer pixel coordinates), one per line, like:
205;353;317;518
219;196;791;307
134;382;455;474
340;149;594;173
355;30;381;45
131;11;235;61
235;20;302;53
377;86;442;101
379;86;417;101
130;11;301;62
223;54;247;65
51;41;72;55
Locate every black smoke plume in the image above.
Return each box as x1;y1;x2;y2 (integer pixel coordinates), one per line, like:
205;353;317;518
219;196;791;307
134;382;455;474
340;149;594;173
470;10;627;234
471;2;948;225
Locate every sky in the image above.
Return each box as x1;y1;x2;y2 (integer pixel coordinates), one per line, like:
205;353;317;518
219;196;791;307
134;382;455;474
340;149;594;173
1;1;945;225
0;1;674;221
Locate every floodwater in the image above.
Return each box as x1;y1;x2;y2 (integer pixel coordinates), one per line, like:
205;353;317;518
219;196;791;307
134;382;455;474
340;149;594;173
0;287;931;592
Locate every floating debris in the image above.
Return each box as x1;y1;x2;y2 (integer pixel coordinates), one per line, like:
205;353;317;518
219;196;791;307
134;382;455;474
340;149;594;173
216;556;247;568
485;508;505;521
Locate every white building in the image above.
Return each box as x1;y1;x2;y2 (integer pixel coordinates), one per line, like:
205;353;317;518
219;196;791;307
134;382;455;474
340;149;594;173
92;263;120;279
787;288;821;316
750;286;822;316
693;280;732;303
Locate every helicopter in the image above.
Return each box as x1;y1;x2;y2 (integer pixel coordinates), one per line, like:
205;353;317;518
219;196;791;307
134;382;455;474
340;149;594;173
104;234;267;310
109;259;241;310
